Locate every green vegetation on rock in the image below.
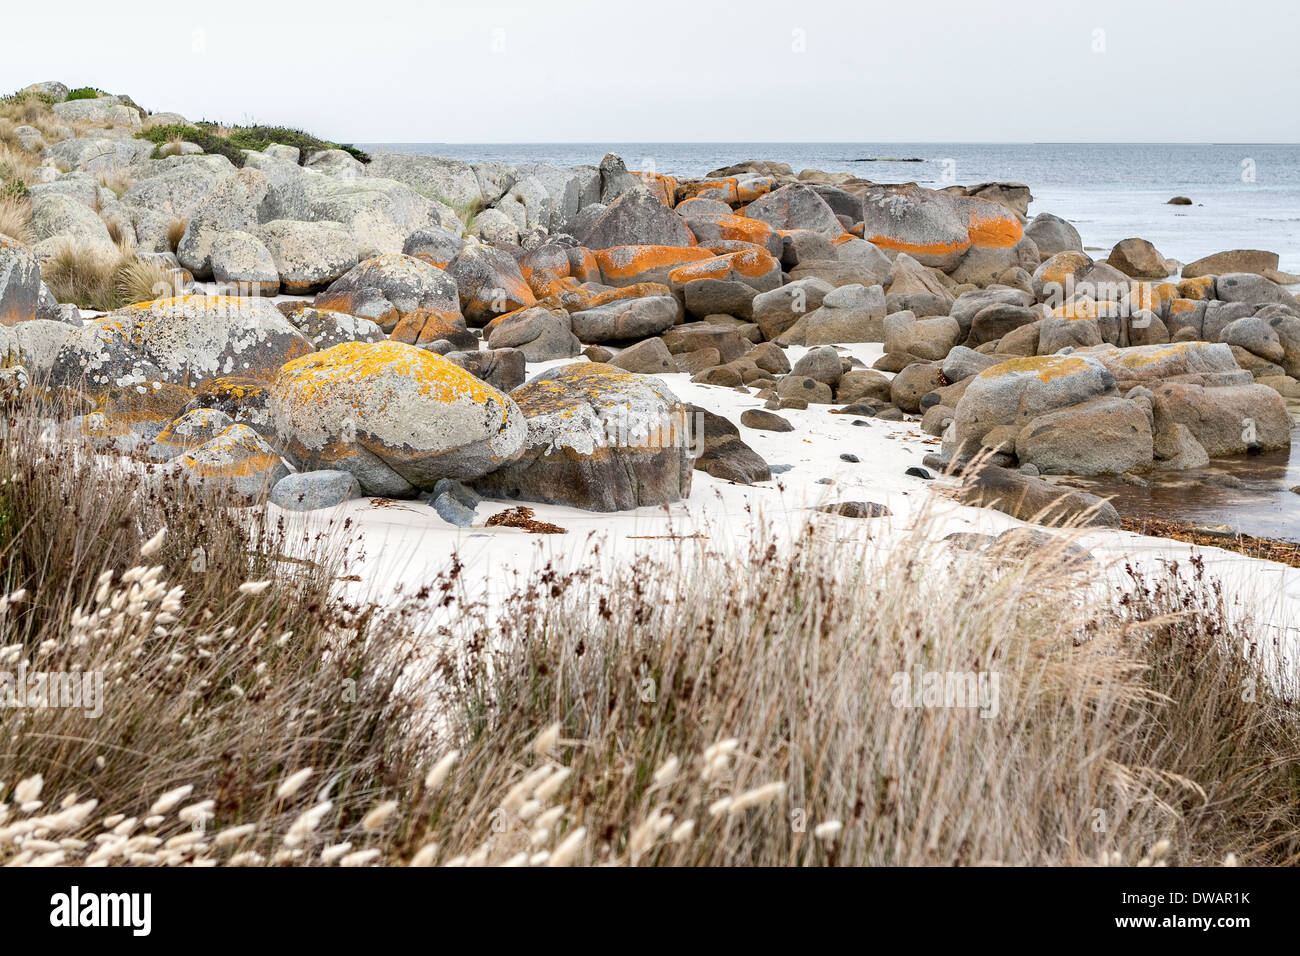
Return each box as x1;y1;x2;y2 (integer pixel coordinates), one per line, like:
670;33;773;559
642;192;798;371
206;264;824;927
137;122;371;167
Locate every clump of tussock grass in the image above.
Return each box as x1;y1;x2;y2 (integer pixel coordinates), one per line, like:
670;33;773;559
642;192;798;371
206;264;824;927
0;90;54;126
0;120;44;159
97;170;133;198
413;522;1300;866
156;136;187;158
0;392;1295;866
0;194;32;244
0;398;429;866
114;255;178;306
166;216;188;253
0;119;20;152
41;240;181;311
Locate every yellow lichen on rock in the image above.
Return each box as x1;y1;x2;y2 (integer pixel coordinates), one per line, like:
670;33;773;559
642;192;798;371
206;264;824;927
978;354;1093;383
277;340;499;411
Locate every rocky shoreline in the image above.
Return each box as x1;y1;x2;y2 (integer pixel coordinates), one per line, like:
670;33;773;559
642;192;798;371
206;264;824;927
1;81;1297;535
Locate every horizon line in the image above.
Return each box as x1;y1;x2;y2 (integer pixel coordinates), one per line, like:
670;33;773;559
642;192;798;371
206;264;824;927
354;140;1300;147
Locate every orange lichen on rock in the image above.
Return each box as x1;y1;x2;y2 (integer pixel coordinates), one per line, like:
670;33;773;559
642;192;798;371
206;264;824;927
389;310;468;346
94;382;194;426
676;178;739;204
518;246;571;283
587;282;674;307
79;412;132;440
961;198;1024;249
1129;281;1178;314
713;215;776;247
667;248;780;285
629;171;679;206
594;245;713;285
482;303;535;337
527;273;582;301
867;233;971;259
1176;275;1215;300
196;376;267;403
178;426;281;478
462;273;534;320
1036;251;1093;287
569;248;599;282
410;252;454;270
1051;299;1118;320
1114;342;1194;369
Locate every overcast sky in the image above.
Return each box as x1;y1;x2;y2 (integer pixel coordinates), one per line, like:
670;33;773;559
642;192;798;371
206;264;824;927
5;0;1297;144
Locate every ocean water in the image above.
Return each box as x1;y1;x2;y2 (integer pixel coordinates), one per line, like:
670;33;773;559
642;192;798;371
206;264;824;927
364;142;1300;274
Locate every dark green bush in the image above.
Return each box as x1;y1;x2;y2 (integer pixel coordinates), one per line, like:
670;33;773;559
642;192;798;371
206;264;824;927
65;87;105;101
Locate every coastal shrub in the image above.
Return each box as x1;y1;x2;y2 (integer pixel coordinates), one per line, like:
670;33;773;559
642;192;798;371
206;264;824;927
0;177;27;201
64;87;105;101
0;142;35;198
224;125;371;164
137;122;370;167
0;389;1294;867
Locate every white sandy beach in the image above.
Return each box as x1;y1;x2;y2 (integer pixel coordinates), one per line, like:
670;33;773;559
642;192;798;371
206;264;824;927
280;340;1300;667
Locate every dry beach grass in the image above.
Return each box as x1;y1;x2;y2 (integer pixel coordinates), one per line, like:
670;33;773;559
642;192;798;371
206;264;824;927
0;393;1297;867
40;240;179;311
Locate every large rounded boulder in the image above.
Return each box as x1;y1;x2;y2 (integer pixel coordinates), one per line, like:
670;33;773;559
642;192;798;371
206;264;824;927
176;169;270;279
949;354;1117;458
313;253;462;334
50;295;314;391
446;244;535;323
172;424;290;501
268;341;525;496
473;362;694;512
1023;212;1082;257
575;188;695;250
258;219;359;294
742;183;845;239
859;185;970;271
